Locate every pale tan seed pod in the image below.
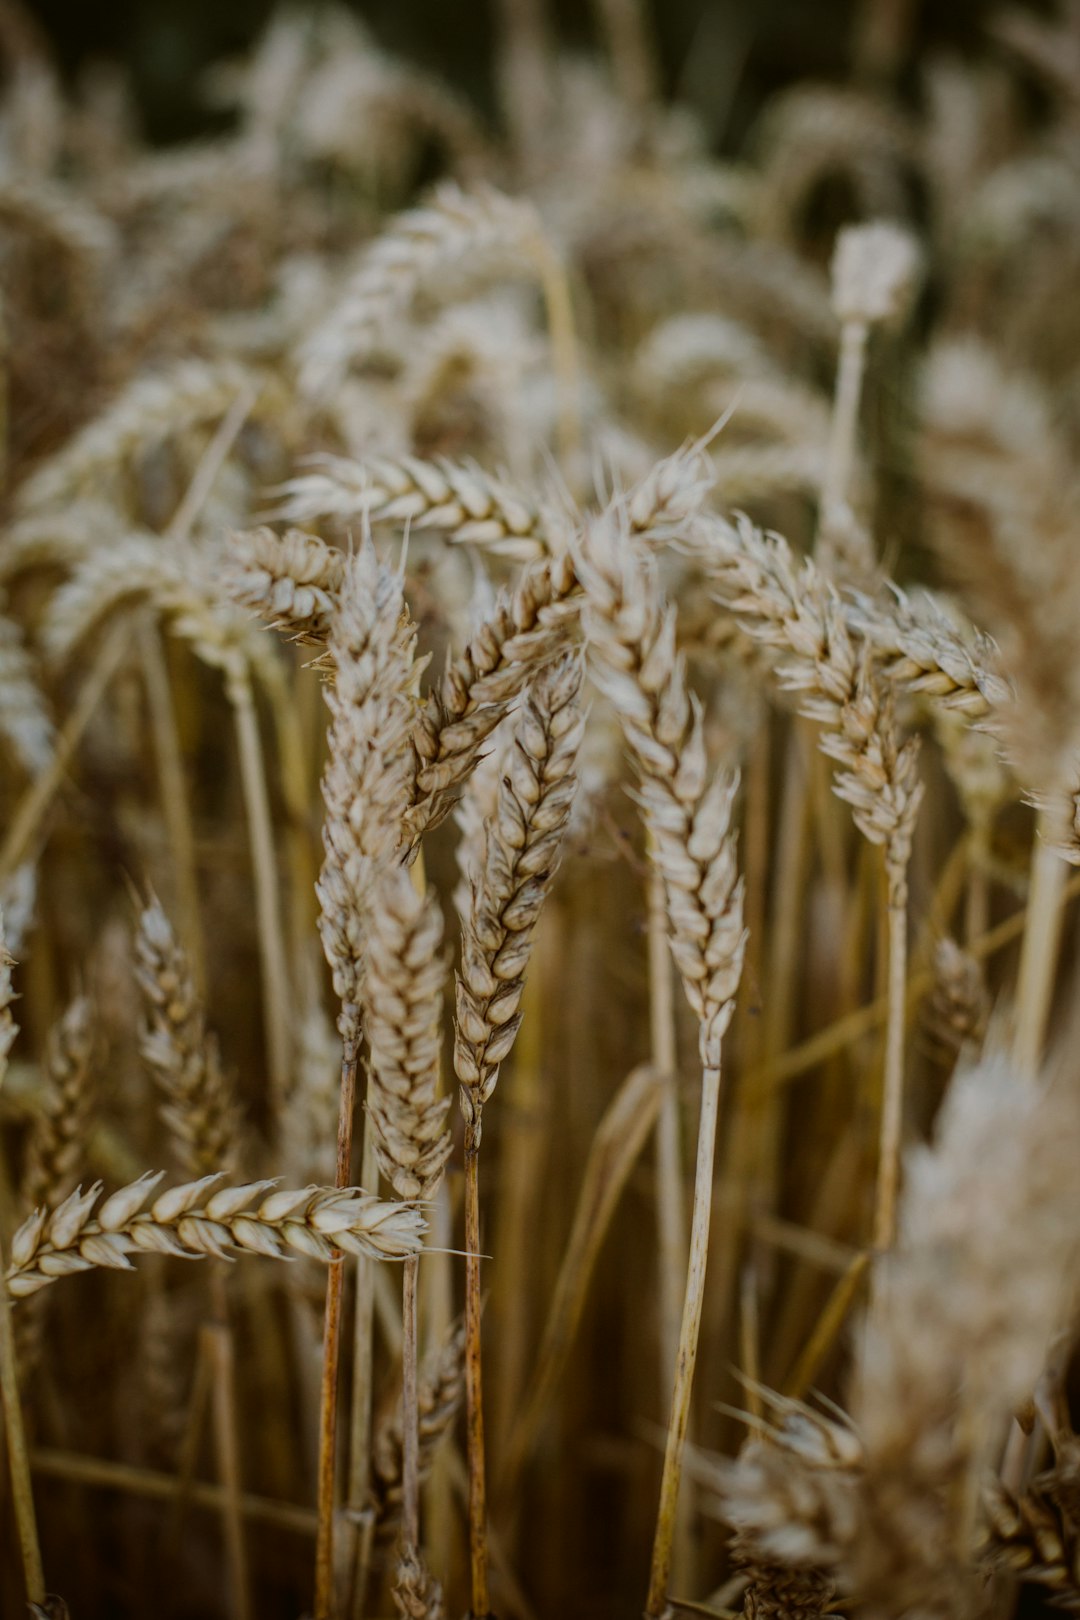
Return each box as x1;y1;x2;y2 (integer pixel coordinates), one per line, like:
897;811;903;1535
365;868;451;1203
454;653;583;1142
134;897;240;1178
574;508;746;1067
225;526;345;643
7;1177;424;1298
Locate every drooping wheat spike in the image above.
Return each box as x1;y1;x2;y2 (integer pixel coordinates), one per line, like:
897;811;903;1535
392;1549;446;1620
366;869;451;1203
14;359;263;513
134;897;240;1178
372;1321;466;1536
317;540;418;1045
296;184;553;398
225;526;345;644
686;514;1005;721
20;992;96;1213
283;986;340;1189
847;584;1010;720
40;533;183;667
7;1174;426;1298
454;651;584;1145
0;610;54;776
272;453;563;562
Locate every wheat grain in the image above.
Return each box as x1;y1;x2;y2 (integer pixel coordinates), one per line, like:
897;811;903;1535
20;992;96;1213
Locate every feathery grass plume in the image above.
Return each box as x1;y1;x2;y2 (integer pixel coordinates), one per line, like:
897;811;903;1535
14;359;263;513
134;897;240;1178
273;453;562;562
366;869;451;1203
372;1320;467;1536
296;183;555;396
842;1050;1080;1615
20;992;96;1212
454;651;584;1144
6;1173;426;1297
225;525;345;643
0;609;54;776
572;503;745;1615
923;938;988;1061
317;539;418;1044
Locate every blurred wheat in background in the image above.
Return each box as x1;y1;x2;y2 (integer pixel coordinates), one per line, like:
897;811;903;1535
2;0;1080;1615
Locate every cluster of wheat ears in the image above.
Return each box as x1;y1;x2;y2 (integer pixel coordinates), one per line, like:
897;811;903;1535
3;1;1080;1616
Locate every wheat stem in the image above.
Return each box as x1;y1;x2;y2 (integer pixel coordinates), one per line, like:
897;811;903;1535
0;1242;45;1605
1012;816;1068;1073
314;1042;359;1620
873;882;909;1251
464;1129;490;1619
346;1122;380;1620
401;1254;421;1553
646;1061;723;1619
229;668;291;1116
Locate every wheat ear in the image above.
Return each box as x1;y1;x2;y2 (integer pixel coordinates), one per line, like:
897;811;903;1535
453;652;583;1617
315;539;417;1620
366;866;451;1569
573;507;745;1618
7;1174;425;1296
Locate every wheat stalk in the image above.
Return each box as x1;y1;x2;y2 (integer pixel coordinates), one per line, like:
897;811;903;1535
572;505;745;1616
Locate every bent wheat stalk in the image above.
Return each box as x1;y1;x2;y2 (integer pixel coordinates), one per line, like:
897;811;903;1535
573;509;745;1617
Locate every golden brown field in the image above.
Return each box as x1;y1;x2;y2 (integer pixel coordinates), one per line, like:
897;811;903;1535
1;2;1080;1616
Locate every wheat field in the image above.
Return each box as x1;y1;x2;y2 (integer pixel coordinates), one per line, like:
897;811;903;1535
1;1;1079;1616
